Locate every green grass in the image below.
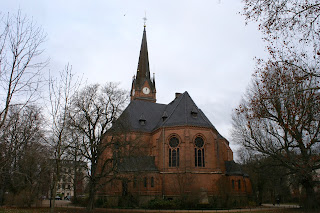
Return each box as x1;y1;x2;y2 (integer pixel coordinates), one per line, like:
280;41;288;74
0;207;318;213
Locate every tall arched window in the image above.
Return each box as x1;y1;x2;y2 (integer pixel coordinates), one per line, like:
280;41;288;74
194;136;205;167
169;136;180;167
143;177;147;187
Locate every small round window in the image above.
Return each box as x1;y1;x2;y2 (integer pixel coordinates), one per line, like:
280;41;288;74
195;137;204;148
169;137;179;148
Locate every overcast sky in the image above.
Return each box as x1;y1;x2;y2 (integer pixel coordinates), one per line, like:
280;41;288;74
3;0;267;158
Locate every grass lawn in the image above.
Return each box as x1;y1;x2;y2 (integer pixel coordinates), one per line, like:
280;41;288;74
0;207;318;213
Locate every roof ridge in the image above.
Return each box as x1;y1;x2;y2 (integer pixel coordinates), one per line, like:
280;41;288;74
185;91;188;125
198;108;213;127
184;92;214;128
161;92;186;127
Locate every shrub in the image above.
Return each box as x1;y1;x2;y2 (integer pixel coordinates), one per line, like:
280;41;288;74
147;198;181;209
95;196;108;208
72;195;88;206
4;190;35;207
118;195;138;208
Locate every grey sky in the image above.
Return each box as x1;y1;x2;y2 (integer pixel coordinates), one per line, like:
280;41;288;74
2;0;267;157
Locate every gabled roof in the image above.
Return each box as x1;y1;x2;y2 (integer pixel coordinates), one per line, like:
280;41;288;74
113;91;219;133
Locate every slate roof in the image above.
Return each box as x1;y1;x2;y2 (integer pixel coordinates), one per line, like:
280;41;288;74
225;160;249;177
118;156;158;172
114;100;166;132
157;92;215;129
113;91;220;133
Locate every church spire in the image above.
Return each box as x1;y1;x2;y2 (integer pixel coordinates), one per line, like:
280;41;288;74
136;26;150;88
130;24;156;103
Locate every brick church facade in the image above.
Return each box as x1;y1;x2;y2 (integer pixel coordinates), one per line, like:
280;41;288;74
101;26;252;206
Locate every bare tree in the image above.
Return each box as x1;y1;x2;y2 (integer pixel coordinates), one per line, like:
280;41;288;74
46;64;80;212
243;0;320;84
170;167;196;205
236;148;292;205
67;83;128;211
0;11;47;130
0;105;49;206
243;0;320;42
232;60;320;209
64;129;87;204
241;3;320;207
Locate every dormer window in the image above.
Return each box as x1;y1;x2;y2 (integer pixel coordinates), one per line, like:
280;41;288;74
139;114;146;126
162;111;168;121
191;106;198;118
140;120;146;125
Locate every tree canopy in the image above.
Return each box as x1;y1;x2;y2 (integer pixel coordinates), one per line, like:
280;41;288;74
233;57;320;208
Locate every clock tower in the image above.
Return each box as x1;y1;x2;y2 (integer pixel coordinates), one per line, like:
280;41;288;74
130;25;156;103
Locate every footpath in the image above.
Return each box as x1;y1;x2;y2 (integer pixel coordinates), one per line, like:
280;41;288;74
37;200;300;212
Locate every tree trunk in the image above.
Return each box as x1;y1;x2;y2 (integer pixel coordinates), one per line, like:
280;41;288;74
50;158;61;213
302;180;318;209
72;153;79;204
0;186;4;206
73;160;80;203
73;173;78;204
0;172;10;206
50;178;57;213
87;179;96;212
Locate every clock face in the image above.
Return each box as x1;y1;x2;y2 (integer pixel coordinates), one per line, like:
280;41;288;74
142;87;150;94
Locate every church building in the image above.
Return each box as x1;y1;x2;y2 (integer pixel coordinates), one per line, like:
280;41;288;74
101;25;252;207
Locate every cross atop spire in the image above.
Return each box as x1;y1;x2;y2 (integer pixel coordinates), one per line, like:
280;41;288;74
143;12;147;28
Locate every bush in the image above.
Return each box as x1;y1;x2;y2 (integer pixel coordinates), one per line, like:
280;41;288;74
72;195;88;206
147;198;181;209
248;200;257;207
118;195;138;208
95;196;108;208
4;190;35;207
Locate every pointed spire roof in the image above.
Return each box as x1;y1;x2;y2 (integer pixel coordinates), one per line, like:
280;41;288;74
136;26;151;88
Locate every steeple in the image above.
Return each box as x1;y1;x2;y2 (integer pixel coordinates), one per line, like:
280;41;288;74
130;25;156;103
136;26;150;87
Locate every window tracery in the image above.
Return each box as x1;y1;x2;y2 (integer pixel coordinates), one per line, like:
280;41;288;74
194;136;205;167
169;136;180;167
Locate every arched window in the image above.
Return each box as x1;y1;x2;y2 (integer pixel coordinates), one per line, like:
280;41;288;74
169;136;180;167
122;180;128;196
238;180;241;190
144;177;147;188
194;136;205;167
133;177;137;188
